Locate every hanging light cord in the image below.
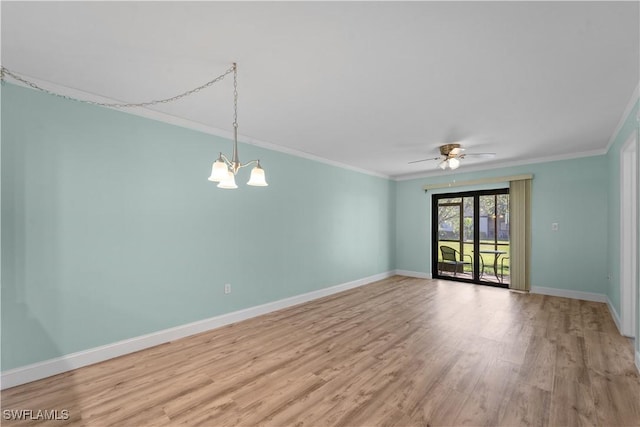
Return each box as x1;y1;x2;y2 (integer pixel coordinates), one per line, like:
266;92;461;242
0;65;236;109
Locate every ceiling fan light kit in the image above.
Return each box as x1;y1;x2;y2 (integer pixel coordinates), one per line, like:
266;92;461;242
440;157;460;170
408;142;496;171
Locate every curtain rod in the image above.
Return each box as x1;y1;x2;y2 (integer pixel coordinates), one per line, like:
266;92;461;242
423;174;533;192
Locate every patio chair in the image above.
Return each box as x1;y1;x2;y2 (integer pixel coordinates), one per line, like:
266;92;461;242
439;246;472;277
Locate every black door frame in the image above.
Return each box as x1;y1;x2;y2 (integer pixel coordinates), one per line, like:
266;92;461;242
431;188;509;288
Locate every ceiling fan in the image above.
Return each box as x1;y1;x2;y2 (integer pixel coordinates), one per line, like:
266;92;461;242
408;143;496;170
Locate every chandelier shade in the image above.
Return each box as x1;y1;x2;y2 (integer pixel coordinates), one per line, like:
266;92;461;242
208;158;230;182
247;163;268;186
217;170;238;189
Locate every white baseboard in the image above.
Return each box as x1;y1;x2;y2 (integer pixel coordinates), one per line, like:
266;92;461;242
530;286;607;303
394;270;432;279
606;296;623;335
1;271;394;390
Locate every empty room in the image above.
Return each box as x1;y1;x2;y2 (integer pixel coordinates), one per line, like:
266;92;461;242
1;1;639;426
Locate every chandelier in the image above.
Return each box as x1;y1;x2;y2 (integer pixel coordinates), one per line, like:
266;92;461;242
207;63;268;189
0;63;267;189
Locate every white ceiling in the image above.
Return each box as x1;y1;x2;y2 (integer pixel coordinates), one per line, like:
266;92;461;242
2;1;639;178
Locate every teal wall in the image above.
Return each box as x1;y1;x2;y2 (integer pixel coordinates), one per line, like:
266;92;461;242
1;84;396;370
396;156;609;294
2;80;637;373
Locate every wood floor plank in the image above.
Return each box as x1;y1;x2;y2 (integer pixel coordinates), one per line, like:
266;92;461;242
409;380;468;426
518;334;557;392
549;376;597;427
453;358;518;426
591;372;640;426
584;329;639;377
2;276;639;427
555;332;591;386
499;382;551;427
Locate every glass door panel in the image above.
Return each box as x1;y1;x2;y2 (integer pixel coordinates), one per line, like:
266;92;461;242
433;190;509;287
435;197;474;279
478;194;510;285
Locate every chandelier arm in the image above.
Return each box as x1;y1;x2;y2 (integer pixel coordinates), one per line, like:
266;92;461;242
0;65;235;109
237;159;260;169
219;153;233;167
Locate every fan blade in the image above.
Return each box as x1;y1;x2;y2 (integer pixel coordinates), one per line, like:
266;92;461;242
449;147;465;155
408;157;441;164
459;153;496;159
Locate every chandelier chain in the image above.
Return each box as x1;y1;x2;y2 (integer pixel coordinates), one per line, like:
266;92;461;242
232;63;238;129
0;65;236;109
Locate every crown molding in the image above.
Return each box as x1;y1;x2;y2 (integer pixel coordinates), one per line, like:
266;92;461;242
3;73;390;180
605;82;640;153
6;70;632;183
392;148;607;181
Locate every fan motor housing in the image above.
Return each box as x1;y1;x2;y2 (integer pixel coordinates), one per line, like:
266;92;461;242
440;143;461;156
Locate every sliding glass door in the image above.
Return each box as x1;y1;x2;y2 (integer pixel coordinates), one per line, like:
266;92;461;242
432;189;510;287
434;196;475;279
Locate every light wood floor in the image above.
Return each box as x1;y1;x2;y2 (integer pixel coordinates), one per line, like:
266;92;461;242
3;276;640;426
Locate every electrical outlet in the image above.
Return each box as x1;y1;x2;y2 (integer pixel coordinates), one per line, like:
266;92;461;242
551;223;559;231
224;283;231;294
